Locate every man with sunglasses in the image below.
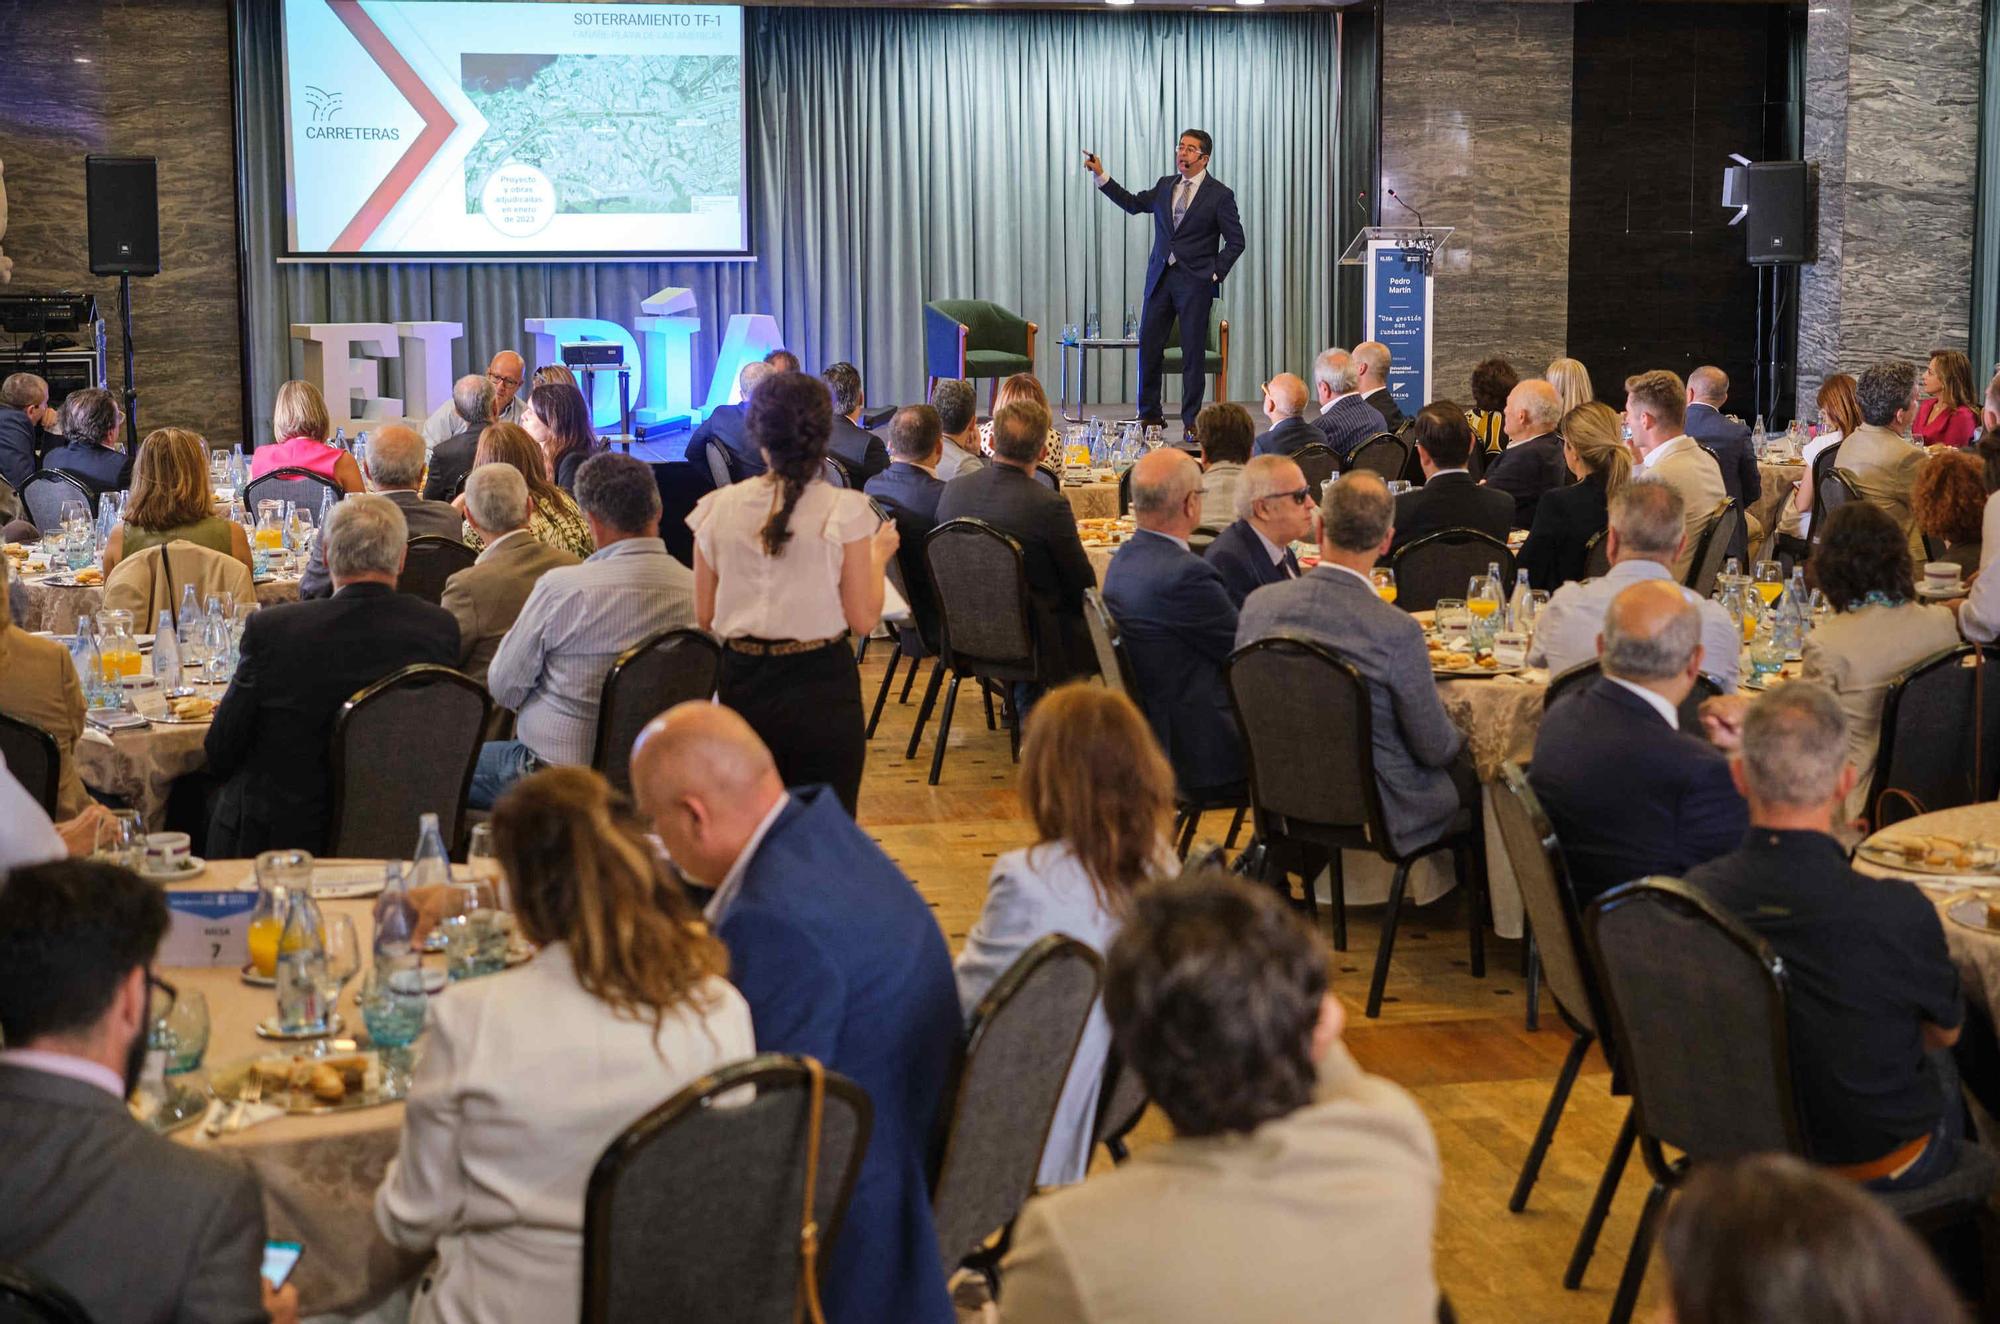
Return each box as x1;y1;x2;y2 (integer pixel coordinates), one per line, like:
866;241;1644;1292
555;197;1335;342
1204;454;1314;608
0;860;298;1324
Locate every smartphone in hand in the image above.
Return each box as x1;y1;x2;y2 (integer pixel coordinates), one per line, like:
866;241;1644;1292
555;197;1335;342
262;1240;304;1290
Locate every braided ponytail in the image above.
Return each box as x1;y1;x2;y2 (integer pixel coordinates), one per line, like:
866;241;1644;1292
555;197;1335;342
746;372;834;557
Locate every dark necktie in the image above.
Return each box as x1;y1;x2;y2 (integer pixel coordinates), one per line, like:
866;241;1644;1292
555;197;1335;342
1282;550;1300;579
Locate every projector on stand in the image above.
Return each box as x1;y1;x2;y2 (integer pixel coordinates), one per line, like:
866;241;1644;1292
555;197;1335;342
560;341;634;451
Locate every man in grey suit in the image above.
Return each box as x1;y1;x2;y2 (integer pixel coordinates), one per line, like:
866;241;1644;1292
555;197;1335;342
0;859;296;1324
1235;472;1476;853
299;425;466;600
440;463;580;685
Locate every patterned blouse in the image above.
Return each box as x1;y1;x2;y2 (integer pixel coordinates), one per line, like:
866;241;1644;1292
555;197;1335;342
464;488;595;560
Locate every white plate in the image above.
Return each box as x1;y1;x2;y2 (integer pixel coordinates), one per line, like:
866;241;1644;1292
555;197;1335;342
1918;582;1965;601
1946;898;2000;935
140;856;206;882
1856;835;2000;876
311;865;387;900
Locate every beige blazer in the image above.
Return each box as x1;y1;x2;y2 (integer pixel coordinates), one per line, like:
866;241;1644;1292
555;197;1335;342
437;529;579;685
0;625;90;816
999;1044;1441;1324
1835;424;1926;562
1642;434;1728;581
1803;600;1962;825
103;540;257;624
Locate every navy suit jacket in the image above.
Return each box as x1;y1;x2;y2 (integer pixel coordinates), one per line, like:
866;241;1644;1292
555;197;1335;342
44;441;134;510
1099;173;1247;298
0;406;43;490
1203;517;1298;609
864;461;948;649
1390;471;1516;553
1528;677;1749;902
1251;415;1323;460
715;787;961;1324
935;464;1097;681
689;402;762;479
829;415;890;486
1309;394;1389;462
1481;433;1565;529
1101;529;1245;793
1684;402;1759;562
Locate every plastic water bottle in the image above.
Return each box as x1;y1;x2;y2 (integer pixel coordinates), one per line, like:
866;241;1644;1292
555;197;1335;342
410;812;452;890
276;891;331;1034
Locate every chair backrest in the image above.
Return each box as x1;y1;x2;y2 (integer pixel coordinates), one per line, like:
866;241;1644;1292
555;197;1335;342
1546;658;1722;731
1870;644;2000;828
931;935;1104;1277
1081;588;1135;698
1492;764;1601;1037
1117;465;1133;516
1089;1047;1149;1155
591;628;723;796
582;1055;872;1324
102;540;258;625
1586;879;1803;1163
820;455;852;489
1814;467;1861;544
1582;528;1611;577
19;470;96;528
1349;433;1409;482
0;1263;93;1324
703;441;736;490
1683;499;1738;596
0;712;59;816
1291;443;1338;498
1807;442;1841;544
395;535;477;605
1390;527;1515;614
1227;636;1382;841
925;519;1037;673
1032;464;1060;492
326;665;491;858
244;466;342;513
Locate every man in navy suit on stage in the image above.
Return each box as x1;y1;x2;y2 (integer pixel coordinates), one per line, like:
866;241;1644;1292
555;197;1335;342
1087;130;1246;431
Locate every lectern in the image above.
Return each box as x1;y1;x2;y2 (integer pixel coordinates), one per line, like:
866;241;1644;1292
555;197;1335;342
1339;226;1453;419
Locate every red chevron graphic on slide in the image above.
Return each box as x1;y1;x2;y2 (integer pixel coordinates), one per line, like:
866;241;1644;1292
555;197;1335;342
326;0;458;252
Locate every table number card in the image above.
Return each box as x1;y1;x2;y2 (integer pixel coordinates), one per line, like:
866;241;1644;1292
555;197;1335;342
162;891;258;969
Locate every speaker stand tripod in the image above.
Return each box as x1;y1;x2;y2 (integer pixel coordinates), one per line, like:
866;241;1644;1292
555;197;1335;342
116;272;139;451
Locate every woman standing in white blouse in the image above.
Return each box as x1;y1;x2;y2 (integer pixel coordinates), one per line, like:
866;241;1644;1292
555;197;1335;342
689;371;899;815
375;768;753;1323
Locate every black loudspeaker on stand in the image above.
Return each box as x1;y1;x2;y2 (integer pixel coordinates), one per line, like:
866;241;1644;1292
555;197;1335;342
85;154;160;452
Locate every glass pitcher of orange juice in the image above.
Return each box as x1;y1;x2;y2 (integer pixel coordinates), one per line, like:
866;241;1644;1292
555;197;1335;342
254;501;287;554
248;849;315;978
95;609;142;683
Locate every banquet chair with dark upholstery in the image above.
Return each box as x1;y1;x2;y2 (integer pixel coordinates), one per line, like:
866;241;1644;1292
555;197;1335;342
821;455;853;489
243;466;342;514
1868;644;2000;830
911;519;1039;784
581;1055;871;1324
590;628;722;797
930;935;1103;1290
1390;528;1514;615
702;444;737;491
1544;659;1723;733
0;712;59;815
1089;1048;1148;1165
1348;433;1409;483
1228;637;1486;1016
326;664;490;859
18;469;95;527
1291;443;1338;499
0;1263;93;1324
1811;468;1862;547
396;535;476;606
1681;499;1738;598
865;552;936;740
1582;529;1611;578
1582;878;1998;1324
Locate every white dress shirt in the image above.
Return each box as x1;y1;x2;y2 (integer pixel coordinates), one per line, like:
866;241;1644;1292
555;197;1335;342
0;750;65;874
421;396;524;455
689;477;878;641
701;792;790;926
1526;558;1742;689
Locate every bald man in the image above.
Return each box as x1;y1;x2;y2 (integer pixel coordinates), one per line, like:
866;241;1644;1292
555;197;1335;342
1682;364;1759;566
1481;378;1567;528
297;424;464;600
630;704;961;1324
1251;372;1319;460
1101;449;1245;795
1528;579;1747;901
1352;340;1406;432
421;350;527;452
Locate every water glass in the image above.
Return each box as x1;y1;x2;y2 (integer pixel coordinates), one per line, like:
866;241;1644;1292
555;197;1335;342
1435;597;1470;637
95;810;145;868
358;964;428;1049
319;914;361;1011
442;880;507;981
466;823;508;910
158;989;210;1077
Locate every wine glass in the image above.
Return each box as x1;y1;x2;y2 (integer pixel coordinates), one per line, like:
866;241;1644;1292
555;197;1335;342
466;823;509;910
318;914;361;1020
1466;575;1502;642
1753;560;1785;609
1371;567;1397;604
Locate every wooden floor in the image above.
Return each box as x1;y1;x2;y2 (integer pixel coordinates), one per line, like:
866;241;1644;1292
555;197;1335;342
852;650;1663;1322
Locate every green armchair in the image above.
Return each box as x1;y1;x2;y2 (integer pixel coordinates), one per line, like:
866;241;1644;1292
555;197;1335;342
1162;304;1231;404
924;300;1038;404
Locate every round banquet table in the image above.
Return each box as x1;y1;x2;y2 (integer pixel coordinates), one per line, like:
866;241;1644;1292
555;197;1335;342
161;860;427;1318
1750;460;1805;559
15;572;301;634
1853;804;2000;1022
76;679;230;830
1061;480;1120;521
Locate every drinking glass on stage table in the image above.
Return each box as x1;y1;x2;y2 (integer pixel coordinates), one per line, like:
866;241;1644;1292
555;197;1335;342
1753;560;1785;607
1371;567;1397;604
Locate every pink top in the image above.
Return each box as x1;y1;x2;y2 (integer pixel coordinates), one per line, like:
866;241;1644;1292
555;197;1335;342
1913;399;1977;449
251;435;345;479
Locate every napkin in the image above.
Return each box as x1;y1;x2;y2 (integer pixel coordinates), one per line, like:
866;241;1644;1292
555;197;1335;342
79;727;116;748
198;1097;287;1138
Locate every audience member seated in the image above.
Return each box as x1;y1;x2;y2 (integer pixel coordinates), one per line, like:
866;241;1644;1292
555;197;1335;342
1192;400;1252;528
1913;448;1986;580
1237;473;1478;853
476;453;694;808
102;427;252;576
1527;478;1741;687
1302;346;1383;462
206;494;459;854
0;751;115;871
1481;378;1568;529
976;372;1066;469
632;703;961;1324
1205;454;1310;608
1353;340;1406;434
955;684;1175;1186
439;464;579;686
1838;360;1927;563
1517;402;1627;590
523;379;600;493
1529;580;1746;902
456;422;595;561
0;370;54;489
43;387;136;506
1464;356;1517;479
1546;355;1595;418
930;378;986;481
1914;348;1979;450
764;347;801;374
0;554;94;819
1623;369;1727;579
248;380;363;493
1388;401;1514;553
421;351;524;451
1000;871;1441;1322
420;373;494;501
376;767;752;1324
936;398;1097;700
1683;365;1759;564
1689;682;1965;1193
1659;1154;1965;1323
864;404;949;647
687;360;775;480
1102;449;1244;796
1251;372;1319;458
0;860;298;1324
694;374;897;814
530;361;574;391
299;425;464;600
1780;373;1862;547
822;361;890;485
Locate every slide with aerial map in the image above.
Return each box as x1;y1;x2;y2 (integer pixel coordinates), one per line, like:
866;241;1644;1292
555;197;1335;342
281;1;746;259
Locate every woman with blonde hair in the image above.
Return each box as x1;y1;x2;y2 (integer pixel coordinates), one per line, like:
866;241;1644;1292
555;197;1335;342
376;766;752;1324
977;372;1066;467
102;428;253;574
456;422;594;560
530;363;578;391
250;380;363;492
1517;401;1627;589
1914;348;1978;449
1546;357;1595;417
953;683;1177;1184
